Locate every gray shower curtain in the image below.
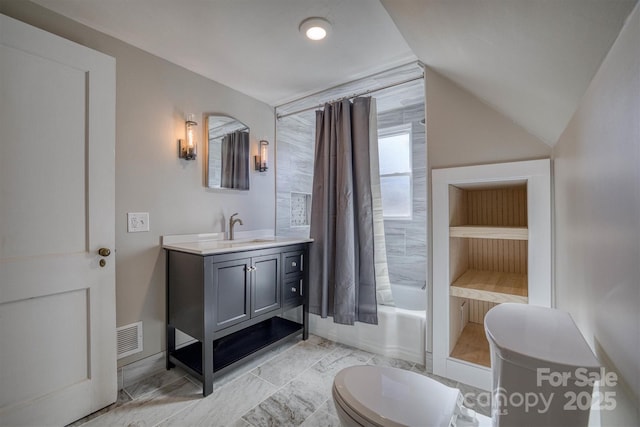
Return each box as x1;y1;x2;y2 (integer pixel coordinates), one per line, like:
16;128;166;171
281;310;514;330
221;130;249;190
308;97;379;325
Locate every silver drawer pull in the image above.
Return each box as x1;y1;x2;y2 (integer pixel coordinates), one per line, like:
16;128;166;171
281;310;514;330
291;287;297;293
292;261;297;267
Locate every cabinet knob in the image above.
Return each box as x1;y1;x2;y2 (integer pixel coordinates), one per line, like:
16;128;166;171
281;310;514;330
292;261;297;267
291;287;297;293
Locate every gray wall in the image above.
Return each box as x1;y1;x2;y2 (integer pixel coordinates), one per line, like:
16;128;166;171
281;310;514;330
554;3;639;424
0;1;276;366
426;68;552;169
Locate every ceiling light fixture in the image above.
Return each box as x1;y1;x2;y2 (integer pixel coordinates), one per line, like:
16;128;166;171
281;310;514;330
299;17;331;41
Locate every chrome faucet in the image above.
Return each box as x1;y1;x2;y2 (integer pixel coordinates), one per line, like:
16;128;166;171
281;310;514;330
229;213;243;240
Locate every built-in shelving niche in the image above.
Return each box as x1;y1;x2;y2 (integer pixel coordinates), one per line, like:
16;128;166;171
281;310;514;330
448;184;528;368
432;160;551;390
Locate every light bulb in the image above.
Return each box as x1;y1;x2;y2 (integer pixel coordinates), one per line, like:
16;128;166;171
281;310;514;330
306;26;327;41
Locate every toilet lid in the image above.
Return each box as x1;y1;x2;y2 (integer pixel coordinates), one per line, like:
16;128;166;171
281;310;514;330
485;303;600;371
333;366;460;427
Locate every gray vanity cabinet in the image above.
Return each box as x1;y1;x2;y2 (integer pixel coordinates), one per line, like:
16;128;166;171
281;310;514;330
212;253;281;330
212;256;251;331
165;242;309;397
250;254;281;317
282;249;304;309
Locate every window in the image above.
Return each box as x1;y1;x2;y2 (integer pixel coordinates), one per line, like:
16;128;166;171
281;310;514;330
378;124;412;219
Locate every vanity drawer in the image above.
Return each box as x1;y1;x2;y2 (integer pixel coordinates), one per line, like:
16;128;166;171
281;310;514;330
283;251;304;275
283;277;303;307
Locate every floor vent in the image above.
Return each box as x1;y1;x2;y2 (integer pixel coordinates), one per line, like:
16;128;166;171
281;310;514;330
117;321;143;359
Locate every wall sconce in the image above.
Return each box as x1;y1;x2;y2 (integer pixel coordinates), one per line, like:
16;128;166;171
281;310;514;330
255;140;269;172
179;114;197;160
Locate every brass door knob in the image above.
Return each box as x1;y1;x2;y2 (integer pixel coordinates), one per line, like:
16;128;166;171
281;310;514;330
98;248;111;257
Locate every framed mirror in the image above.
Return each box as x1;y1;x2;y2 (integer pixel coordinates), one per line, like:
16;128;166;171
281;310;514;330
206;114;250;190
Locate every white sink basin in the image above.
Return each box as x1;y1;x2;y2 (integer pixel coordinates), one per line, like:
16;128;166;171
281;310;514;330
162;234;311;255
194;238;274;248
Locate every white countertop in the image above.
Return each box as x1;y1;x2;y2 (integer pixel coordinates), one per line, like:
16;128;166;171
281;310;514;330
162;231;312;255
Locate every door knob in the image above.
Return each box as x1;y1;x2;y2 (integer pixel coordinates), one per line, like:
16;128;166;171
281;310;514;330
98;248;111;257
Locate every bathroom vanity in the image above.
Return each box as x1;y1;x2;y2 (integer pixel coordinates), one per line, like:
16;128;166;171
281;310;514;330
163;234;312;396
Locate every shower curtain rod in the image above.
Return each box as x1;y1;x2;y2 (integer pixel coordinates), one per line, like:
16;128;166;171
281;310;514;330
276;74;424;120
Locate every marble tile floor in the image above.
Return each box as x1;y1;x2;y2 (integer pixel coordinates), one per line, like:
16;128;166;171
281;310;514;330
69;335;491;427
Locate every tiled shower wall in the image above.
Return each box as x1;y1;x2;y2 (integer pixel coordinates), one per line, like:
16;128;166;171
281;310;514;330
275;111;315;238
378;103;427;289
276;102;427;289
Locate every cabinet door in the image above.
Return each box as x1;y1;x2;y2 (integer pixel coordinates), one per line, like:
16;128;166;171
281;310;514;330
212;257;250;331
251;254;281;317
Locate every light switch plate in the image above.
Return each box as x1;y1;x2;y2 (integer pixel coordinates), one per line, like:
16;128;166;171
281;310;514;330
127;212;149;232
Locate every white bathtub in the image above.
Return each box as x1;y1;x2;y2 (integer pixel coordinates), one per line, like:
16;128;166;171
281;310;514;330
390;283;427;311
309;284;426;364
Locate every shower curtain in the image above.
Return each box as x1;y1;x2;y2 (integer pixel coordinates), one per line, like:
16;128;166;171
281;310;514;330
220;130;249;190
308;97;392;325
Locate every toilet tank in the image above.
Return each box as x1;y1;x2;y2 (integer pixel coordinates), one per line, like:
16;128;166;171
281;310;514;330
485;304;601;427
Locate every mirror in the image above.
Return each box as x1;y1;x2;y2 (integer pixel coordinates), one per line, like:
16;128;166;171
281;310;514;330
206;114;250;190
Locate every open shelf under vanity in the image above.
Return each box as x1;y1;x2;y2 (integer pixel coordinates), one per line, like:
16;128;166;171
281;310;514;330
170;317;302;376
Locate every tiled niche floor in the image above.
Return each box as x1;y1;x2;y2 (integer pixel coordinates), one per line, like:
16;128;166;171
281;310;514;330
69;335;491;426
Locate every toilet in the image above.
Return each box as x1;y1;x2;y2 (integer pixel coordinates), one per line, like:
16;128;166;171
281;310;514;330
484;303;601;427
332;365;490;427
332;304;600;427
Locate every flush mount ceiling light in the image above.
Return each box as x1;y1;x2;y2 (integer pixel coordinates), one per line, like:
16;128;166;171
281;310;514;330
299;17;332;41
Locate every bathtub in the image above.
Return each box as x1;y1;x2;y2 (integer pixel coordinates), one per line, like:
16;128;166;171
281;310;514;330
390;283;427;311
309;284;427;364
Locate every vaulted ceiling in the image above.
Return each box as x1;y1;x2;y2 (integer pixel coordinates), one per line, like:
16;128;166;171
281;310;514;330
33;0;637;145
381;0;638;144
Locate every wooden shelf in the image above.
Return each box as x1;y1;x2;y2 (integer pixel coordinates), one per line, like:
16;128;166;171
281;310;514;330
451;322;491;368
449;226;528;240
451;269;528;304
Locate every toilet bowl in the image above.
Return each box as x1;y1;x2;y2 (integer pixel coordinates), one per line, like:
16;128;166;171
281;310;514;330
332;304;601;427
485;303;601;427
332;365;491;427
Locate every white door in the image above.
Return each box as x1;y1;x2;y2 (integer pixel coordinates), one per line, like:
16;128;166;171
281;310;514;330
0;14;116;426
